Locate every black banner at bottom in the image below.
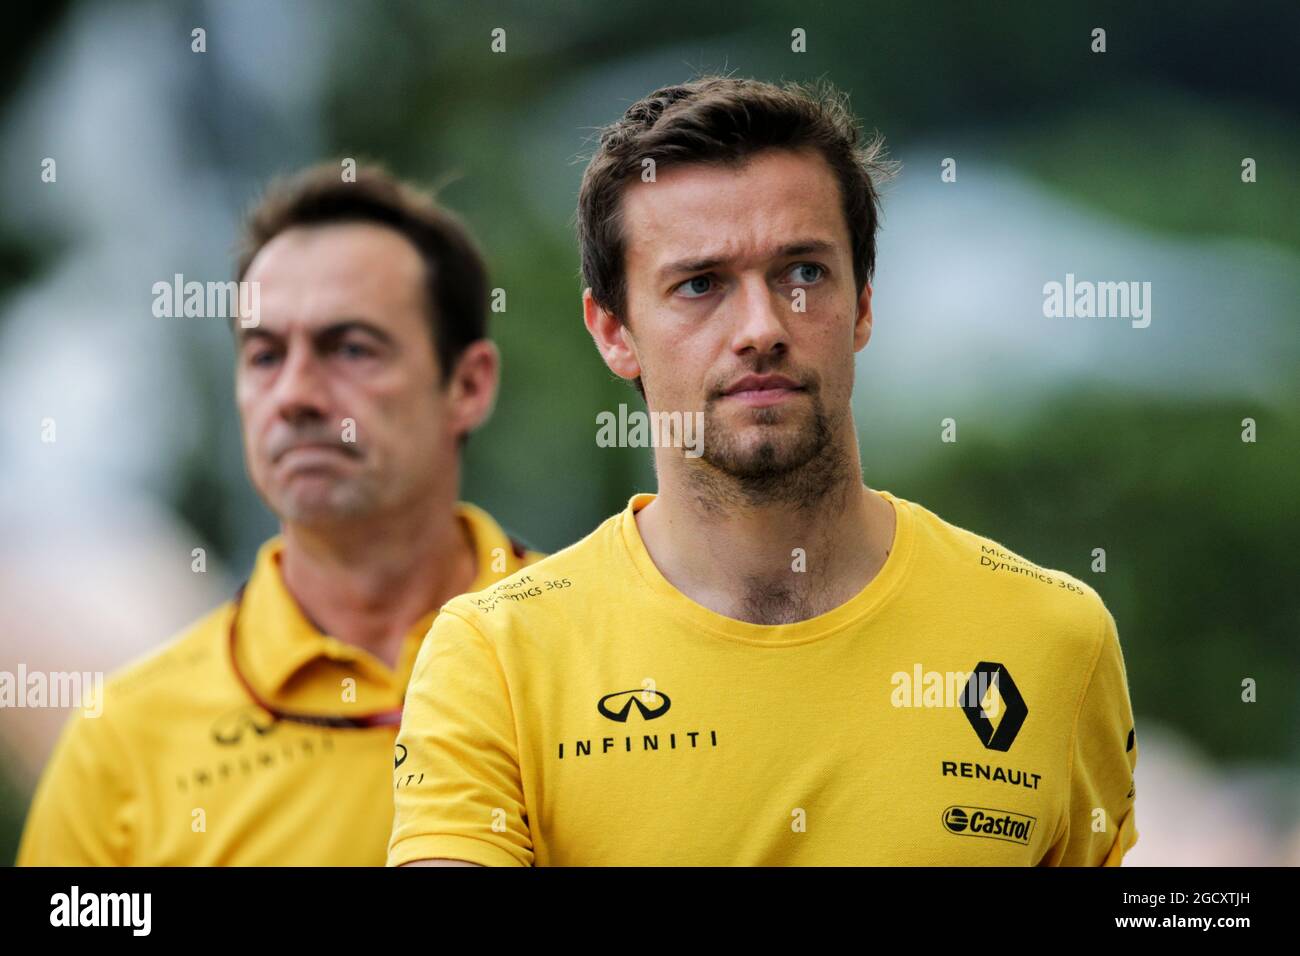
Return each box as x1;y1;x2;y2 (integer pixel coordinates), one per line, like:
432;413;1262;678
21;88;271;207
0;866;1279;940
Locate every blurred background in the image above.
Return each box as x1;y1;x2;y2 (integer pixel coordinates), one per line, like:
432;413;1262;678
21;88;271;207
1;0;1296;865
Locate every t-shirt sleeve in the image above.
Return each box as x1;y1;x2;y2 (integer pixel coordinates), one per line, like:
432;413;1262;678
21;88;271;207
387;607;533;867
16;709;136;866
1048;602;1140;866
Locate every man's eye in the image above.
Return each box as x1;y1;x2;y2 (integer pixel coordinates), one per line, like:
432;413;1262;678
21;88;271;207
676;276;714;299
787;263;825;285
248;350;278;367
336;341;375;359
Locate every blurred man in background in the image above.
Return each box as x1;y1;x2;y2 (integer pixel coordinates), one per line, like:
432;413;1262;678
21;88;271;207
18;164;542;865
389;77;1138;866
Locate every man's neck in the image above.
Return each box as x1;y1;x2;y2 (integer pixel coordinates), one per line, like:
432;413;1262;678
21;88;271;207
637;436;895;625
278;502;477;670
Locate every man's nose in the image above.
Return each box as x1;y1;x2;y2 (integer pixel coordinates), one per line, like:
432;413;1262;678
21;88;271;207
271;344;330;423
729;274;789;356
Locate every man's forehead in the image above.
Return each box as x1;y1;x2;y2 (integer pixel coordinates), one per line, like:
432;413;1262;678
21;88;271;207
621;150;846;267
245;222;423;288
241;223;426;332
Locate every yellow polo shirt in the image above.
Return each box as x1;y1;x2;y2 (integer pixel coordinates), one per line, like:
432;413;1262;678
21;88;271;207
389;489;1139;866
17;502;542;866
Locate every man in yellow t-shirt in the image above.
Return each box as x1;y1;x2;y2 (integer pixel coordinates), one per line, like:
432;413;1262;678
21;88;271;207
18;164;542;866
390;77;1138;867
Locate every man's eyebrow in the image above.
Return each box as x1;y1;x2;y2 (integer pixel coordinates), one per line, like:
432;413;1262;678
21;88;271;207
235;326;278;347
656;239;837;282
316;319;396;347
235;320;398;348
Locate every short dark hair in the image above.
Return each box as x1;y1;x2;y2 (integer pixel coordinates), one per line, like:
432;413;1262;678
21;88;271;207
236;162;489;381
577;75;897;325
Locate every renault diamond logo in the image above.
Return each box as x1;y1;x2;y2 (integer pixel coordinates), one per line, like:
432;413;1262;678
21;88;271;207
597;688;672;722
961;662;1027;751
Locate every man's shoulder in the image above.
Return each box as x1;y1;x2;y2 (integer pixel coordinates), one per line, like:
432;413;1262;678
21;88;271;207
901;494;1109;643
96;601;233;724
439;510;623;633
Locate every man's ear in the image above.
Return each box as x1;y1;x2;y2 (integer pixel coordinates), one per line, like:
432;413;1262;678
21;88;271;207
446;339;500;438
852;281;873;352
583;288;642;382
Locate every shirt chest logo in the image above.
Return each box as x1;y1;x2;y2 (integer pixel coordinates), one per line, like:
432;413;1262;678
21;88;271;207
596;687;672;722
942;805;1037;845
960;662;1029;752
555;685;718;760
892;660;1030;751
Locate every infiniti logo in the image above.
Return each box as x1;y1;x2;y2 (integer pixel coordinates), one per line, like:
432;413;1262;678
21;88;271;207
557;687;715;761
212;705;277;745
597;688;672;722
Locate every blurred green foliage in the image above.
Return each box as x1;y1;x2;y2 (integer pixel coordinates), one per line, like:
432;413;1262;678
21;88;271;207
894;388;1298;763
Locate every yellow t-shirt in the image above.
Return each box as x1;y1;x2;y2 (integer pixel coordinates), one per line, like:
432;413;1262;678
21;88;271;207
389;489;1138;866
17;503;543;866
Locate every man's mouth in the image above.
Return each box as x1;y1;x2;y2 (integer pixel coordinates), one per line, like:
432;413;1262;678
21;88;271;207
721;374;805;407
274;442;357;464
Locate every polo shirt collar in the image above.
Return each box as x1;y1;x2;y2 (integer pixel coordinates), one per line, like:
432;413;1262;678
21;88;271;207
236;502;522;696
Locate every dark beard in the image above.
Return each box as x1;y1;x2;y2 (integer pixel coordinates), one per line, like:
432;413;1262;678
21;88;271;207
688;389;855;510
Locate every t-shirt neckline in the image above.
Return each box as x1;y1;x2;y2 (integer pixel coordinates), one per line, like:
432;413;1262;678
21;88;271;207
617;486;916;647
